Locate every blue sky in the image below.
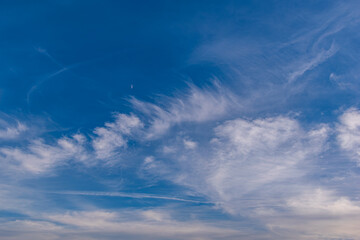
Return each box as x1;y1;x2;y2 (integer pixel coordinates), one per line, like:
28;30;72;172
1;1;360;239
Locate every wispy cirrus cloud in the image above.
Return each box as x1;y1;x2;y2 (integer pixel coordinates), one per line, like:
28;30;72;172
130;81;239;138
287;43;338;83
2;81;360;240
143;115;329;214
4;80;237;176
140;111;360;239
0;113;143;175
0;114;30;141
4;1;360;240
0;120;27;140
92;113;143;160
0;133;88;175
3;78;360;239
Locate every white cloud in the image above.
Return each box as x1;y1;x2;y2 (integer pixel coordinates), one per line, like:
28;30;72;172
92;113;143;159
0;220;64;240
337;108;360;164
141;209;169;222
256;188;360;239
0;210;243;240
287;188;360;216
144;156;155;164
146;116;329;215
207;117;328;213
130;82;239;138
0;113;144;175
0;119;27;140
47;210;241;238
266;216;360;240
0;134;87;174
162;145;176;154
183;138;197;150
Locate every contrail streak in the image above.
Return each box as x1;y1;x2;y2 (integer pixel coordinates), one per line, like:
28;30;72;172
48;191;212;204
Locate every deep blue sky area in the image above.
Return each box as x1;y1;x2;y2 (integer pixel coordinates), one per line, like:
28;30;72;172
0;1;340;128
1;1;360;239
